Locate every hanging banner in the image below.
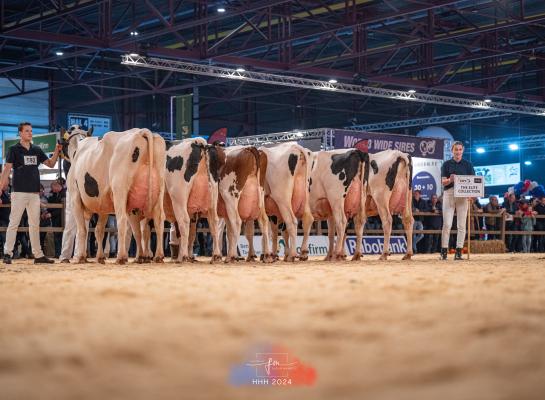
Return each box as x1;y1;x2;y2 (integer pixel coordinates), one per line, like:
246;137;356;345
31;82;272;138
3;132;58;158
176;94;193;139
67;113;111;136
207;127;227;144
334;129;444;159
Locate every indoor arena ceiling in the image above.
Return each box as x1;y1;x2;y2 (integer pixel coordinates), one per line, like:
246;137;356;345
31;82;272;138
2;0;545;123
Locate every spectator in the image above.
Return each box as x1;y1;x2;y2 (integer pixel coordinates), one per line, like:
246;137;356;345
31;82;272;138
47;181;64;257
471;198;483;240
535;197;545;252
484;196;504;240
503;193;519;251
39;184;52;251
518;202;537;253
425;194;442;253
412;190;427;253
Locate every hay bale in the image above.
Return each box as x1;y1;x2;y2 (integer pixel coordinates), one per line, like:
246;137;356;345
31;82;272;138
467;240;506;254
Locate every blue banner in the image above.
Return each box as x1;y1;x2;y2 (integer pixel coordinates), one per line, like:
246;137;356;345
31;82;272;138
345;236;408;255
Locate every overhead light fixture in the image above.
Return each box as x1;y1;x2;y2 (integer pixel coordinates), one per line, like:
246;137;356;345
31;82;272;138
129;52;139;57
328;79;337;84
236;67;245;72
55;51;63;56
524;160;532;165
509;143;519;151
217;7;226;12
408;89;416;94
484;98;492;103
476;147;486;154
294;130;304;137
130;31;139;36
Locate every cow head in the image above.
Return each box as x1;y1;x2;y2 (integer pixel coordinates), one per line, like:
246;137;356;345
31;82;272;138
59;124;94;161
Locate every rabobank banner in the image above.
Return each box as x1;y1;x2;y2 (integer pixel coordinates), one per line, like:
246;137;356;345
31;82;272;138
238;235;408;257
345;236;408;255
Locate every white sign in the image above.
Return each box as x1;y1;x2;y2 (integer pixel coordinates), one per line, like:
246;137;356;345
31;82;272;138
67;113;111;136
454;175;485;197
474;163;520;186
237;235;330;257
412;157;443;199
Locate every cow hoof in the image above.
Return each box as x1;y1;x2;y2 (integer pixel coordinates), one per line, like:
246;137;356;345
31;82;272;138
224;256;238;263
351;253;362;261
334;254;347;261
60;259;71;264
75;257;88;264
299;250;309;261
262;254;275;263
181;256;193;263
134;256;145;264
246;255;257;262
323;254;332;261
402;254;412;260
116;257;128;265
284;255;296;262
210;255;223;263
97;257;106;264
272;254;280;262
378;254;388;261
153;256;164;263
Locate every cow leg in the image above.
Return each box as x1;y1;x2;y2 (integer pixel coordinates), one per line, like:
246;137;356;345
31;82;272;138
324;217;335;261
331;204;348;261
140;219;152;262
207;213;223;264
128;215;145;263
401;206;414;261
277;205;298;262
94;214;108;264
188;218;197;261
257;209;273;263
352;213;366;261
244;220;257;262
299;208;313;261
152;213;165;264
270;218;280;261
376;194;393;261
223;200;242;263
72;189;89;264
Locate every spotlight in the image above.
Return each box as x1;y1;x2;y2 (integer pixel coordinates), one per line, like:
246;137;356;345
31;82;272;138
55;51;64;56
508;143;519;151
294;130;304;137
476;147;486;154
328;79;337;84
130;31;139;36
484;98;492;103
408;89;416;94
235;67;245;72
129;52;139;57
217;7;226;12
524;160;532;166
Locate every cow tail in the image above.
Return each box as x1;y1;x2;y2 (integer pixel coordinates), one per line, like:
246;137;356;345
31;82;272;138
405;154;413;216
144;129;154;216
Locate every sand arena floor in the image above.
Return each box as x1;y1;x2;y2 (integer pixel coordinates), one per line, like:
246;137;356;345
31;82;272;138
1;253;545;400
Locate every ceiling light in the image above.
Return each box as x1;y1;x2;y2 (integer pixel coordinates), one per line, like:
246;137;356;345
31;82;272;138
476;147;485;154
130;31;139;36
484;98;492;103
129;52;139;57
328;79;337;84
524;160;532;166
408;89;416;94
217;7;226;12
55;51;63;56
236;67;245;72
508;143;519;151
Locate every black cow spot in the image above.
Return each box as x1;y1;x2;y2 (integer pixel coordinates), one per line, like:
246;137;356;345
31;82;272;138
343;193;346;198
184;143;202;182
279;222;286;231
207;146;221;182
330;150;361;189
407;155;413;188
288;153;298;176
166;155;184;172
165;141;174;150
131;209;139;215
132;147;140;162
370;160;379;174
385;157;403;191
84;172;99;197
269;215;278;225
309;177;313;192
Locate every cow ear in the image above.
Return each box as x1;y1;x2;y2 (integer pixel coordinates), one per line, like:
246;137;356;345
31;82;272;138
87;126;94;136
61;127;69;141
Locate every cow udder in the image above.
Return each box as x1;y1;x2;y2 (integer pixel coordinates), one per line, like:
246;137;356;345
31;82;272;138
238;175;260;221
127;164;160;214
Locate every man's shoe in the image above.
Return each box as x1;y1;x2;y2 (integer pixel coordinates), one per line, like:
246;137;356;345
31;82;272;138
454;248;463;261
3;254;12;264
34;256;54;264
440;248;448;260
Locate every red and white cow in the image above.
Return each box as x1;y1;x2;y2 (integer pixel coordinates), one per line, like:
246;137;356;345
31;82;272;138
307;148;369;261
259;142;314;261
215;145;273;262
163;138;223;262
361;150;414;260
62;125;166;264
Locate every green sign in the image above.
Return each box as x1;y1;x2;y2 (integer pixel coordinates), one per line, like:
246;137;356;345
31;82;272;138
176;94;193;139
3;132;58;158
